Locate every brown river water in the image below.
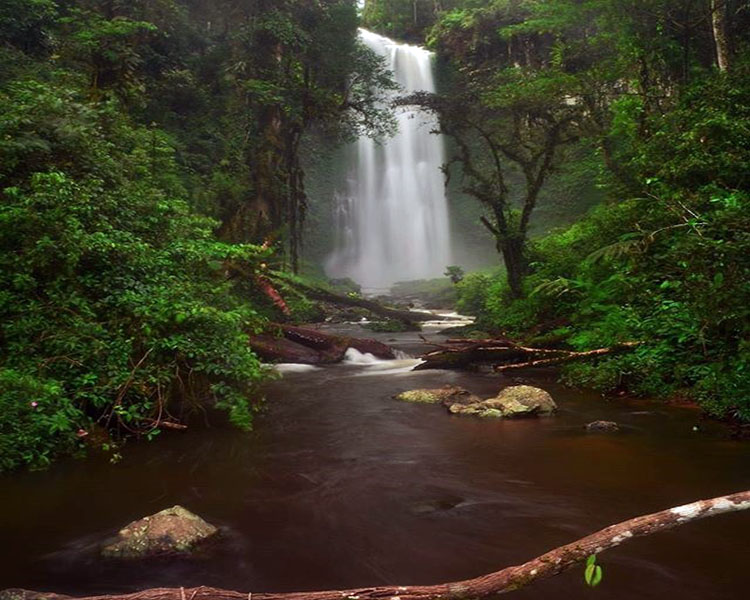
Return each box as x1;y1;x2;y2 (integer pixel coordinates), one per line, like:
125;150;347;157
1;323;749;599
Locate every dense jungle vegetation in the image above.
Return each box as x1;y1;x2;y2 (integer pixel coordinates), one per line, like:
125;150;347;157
366;0;749;423
0;0;393;471
1;0;749;472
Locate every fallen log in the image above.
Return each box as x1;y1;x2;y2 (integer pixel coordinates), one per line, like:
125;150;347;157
248;334;324;364
494;342;641;372
256;275;291;316
414;344;527;370
267;273;438;324
5;490;749;600
248;324;395;364
143;419;188;432
415;338;640;371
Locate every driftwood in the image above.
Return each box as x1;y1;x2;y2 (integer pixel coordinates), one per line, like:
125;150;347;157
5;490;749;600
415;338;640;371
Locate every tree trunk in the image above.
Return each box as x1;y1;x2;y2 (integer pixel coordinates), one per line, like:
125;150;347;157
499;235;527;299
6;490;750;600
711;0;730;71
265;273;441;324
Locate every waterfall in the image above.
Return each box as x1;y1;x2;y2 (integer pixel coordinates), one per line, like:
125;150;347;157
325;29;451;294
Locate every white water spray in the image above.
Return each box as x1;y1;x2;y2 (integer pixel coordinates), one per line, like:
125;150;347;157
325;29;451;293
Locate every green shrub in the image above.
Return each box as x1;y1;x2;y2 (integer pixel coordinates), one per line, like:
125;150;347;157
454;70;750;419
0;78;270;471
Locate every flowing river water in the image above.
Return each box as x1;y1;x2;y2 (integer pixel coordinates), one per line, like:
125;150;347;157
1;322;749;599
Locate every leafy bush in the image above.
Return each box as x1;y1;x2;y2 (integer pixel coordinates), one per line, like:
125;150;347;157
455;71;750;420
0;370;81;471
0;78;269;471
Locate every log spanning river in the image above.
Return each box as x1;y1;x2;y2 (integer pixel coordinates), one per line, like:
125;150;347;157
1;323;749;599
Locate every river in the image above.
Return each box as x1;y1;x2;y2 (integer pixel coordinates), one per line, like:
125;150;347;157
1;323;749;599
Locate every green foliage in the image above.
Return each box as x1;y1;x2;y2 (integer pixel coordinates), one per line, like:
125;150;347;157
442;0;750;422
0;370;81;471
455;271;493;316
456;68;750;419
444;265;465;284
0;69;272;471
390;278;458;309
0;0;400;471
0;0;56;56
584;554;604;588
362;0;452;42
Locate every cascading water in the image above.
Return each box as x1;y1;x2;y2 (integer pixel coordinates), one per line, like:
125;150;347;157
325;29;451;293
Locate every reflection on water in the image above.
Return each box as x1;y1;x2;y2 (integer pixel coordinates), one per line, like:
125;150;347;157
1;326;749;599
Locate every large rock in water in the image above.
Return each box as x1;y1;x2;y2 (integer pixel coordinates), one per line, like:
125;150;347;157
586;420;620;432
101;506;217;559
450;385;557;418
485;385;557;417
395;385;482;407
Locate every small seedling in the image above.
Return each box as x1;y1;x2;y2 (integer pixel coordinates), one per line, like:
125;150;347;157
584;554;604;587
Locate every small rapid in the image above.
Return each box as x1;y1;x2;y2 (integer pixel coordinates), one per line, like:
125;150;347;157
343;347;423;375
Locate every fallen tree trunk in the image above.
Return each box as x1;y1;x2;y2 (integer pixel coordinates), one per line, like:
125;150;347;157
248;324;395;364
415;339;640;371
267;274;438;324
414;343;528;370
494;342;642;372
6;490;749;600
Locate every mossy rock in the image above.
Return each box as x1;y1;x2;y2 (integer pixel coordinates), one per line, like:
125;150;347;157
484;385;557;417
395;385;481;406
101;505;217;559
585;420;620;432
449;386;557;419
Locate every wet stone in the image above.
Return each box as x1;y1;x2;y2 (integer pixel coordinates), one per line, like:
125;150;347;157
101;505;218;559
586;420;621;433
394;385;482;407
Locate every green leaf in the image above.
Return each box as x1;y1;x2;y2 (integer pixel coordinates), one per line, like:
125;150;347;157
584;555;603;588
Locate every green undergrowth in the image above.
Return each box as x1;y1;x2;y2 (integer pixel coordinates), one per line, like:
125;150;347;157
0;75;270;472
456;71;750;421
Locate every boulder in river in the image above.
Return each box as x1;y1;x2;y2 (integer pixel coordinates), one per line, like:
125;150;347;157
101;505;217;559
482;385;557;417
449;385;557;419
397;384;557;419
585;420;620;433
395;385;482;407
448;403;504;418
